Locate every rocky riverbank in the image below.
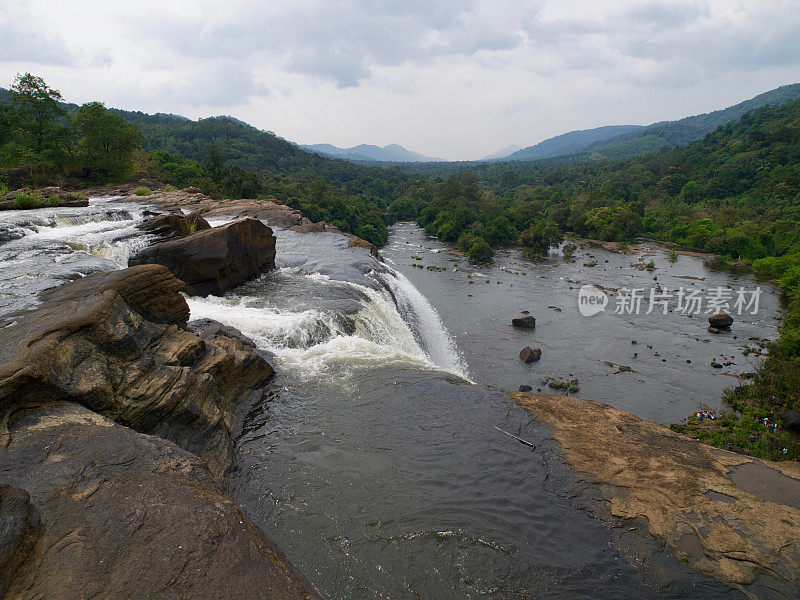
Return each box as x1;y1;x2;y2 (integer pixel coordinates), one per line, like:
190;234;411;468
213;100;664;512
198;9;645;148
511;391;800;600
0;246;319;595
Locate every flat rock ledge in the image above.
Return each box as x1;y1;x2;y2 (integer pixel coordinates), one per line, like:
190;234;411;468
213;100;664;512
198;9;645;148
126;188;380;256
0;265;318;599
511;392;800;600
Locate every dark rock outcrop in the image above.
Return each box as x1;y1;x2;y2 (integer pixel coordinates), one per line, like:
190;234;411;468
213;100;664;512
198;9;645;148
130;217;276;296
138;212;211;240
0;265;274;479
708;313;734;329
0;401;319;600
512;315;536;329
519;347;542;363
518;385;533;392
782;409;800;432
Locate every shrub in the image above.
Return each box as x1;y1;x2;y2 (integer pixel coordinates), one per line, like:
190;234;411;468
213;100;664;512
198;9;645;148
467;239;493;263
133;186;152;196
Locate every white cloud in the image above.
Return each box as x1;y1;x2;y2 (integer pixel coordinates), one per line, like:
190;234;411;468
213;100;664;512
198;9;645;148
0;0;798;159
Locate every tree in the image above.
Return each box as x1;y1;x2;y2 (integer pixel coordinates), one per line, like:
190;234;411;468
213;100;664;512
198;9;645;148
467;238;494;263
9;73;65;152
519;219;563;257
74;102;143;181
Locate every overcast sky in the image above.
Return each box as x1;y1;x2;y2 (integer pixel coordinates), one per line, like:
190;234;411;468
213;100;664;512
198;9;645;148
2;0;799;160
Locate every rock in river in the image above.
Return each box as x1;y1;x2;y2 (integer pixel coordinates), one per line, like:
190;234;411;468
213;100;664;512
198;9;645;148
519;346;542;363
137;212;211;240
130;217;276;296
708;313;734;329
512;315;536;329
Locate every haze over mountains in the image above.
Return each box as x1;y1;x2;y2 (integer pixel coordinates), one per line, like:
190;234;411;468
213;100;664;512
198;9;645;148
301;143;444;163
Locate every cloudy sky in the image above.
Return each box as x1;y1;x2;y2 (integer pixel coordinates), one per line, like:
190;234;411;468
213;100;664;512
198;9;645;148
2;0;799;160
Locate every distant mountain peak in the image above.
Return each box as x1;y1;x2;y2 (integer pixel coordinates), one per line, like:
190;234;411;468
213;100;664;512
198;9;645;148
300;142;444;163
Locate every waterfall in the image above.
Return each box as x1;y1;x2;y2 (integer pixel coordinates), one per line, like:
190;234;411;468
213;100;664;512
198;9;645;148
377;269;469;379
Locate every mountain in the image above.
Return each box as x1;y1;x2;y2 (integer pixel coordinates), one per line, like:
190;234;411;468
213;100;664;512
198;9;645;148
301;143;443;163
503;82;800;163
481;145;524;160
505;126;642;161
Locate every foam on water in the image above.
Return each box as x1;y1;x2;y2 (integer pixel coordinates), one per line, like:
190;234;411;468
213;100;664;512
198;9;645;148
186;273;447;382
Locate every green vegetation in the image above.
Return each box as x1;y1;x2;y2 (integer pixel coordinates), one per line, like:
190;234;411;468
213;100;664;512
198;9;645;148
133;186;151;196
0;74;142;185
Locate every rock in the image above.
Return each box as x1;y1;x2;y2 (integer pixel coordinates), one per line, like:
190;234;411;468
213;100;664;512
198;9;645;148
518;385;533;392
711;361;723;369
521;310;530;314
0;402;319;600
782;409;800;432
519;347;542;363
708;313;734;329
138;212;211;240
0;485;41;597
130;217;276;297
512;316;536;329
0;187;89;210
511;391;800;599
708;326;721;334
0;265;274;480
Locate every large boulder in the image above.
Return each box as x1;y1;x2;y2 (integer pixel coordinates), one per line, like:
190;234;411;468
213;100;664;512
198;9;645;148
708;313;734;329
138;212;211;240
0;402;319;600
130;217;276;296
512;315;536;329
0;265;274;479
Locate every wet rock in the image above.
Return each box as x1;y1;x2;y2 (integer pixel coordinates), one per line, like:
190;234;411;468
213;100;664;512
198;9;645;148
0;265;274;479
708;326;721;334
519;347;542;363
0;485;41;597
512;316;536;329
782;410;800;432
708;313;734;329
710;361;723;369
130;217;276;297
518;385;533;392
138;212;211;240
0;402;319;600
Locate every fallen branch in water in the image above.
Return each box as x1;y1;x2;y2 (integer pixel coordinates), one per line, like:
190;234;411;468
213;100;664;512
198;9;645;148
495;426;535;450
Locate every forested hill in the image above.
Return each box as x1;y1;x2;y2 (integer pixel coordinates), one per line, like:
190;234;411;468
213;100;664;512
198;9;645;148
504;125;642;161
499;83;800;164
569;82;800;161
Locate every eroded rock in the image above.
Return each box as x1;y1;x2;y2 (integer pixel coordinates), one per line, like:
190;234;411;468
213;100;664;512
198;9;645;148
0;402;319;600
511;391;800;599
512;316;536;329
130;217;276;296
0;265;274;479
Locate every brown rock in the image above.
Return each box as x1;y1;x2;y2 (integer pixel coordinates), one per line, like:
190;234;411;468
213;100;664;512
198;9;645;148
0;402;319;600
130;217;276;297
0;265;274;479
511;391;800;599
138;212;211;240
708;313;734;329
519;347;542;363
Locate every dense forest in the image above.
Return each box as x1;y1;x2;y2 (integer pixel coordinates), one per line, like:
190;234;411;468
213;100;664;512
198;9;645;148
2;74;799;458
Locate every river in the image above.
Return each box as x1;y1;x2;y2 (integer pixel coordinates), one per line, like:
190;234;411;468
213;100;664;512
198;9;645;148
0;200;763;599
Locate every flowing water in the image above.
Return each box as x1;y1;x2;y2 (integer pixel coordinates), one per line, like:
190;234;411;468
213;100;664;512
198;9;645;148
0;201;765;599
